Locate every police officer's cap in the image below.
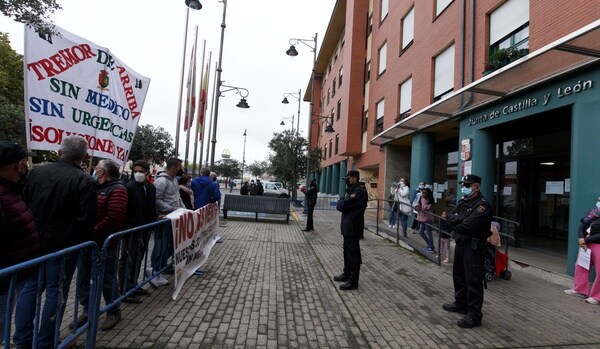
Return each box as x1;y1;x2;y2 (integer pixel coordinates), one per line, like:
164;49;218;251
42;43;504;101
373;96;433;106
459;174;482;185
343;170;360;179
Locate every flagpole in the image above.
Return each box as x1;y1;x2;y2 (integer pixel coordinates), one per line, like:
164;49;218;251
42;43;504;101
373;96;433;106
174;7;190;157
184;26;199;171
196;50;211;174
192;42;208;176
204;60;219;168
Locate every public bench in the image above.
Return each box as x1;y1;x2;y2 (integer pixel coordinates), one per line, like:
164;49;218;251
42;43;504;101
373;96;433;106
222;194;290;223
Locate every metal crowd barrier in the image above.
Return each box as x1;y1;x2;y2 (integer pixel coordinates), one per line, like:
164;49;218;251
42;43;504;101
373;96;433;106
313;195;341;211
0;241;99;349
0;219;174;349
365;198;520;266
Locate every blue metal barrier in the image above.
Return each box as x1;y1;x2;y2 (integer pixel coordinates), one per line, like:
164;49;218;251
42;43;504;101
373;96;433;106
0;241;100;349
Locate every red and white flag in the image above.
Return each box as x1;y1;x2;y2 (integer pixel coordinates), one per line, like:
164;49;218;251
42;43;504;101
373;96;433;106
183;43;197;132
197;62;209;141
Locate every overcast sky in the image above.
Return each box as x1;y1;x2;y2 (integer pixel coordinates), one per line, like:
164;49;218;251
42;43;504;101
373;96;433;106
0;0;335;167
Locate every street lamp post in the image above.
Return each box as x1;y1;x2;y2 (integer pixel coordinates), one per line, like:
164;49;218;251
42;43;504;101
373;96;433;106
286;34;317;180
241;129;247;183
281;90;302;204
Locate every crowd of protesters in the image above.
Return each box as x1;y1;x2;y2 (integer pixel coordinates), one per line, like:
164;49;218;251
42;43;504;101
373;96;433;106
0;136;222;347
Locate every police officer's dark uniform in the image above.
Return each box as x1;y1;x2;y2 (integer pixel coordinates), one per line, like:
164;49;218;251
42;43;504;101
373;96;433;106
302;179;318;231
334;171;367;291
442;174;493;328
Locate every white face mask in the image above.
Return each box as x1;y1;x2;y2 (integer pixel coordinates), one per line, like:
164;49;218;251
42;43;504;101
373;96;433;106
134;172;146;183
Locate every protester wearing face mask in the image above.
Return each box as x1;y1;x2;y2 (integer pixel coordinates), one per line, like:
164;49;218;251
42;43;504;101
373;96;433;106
396;178;412;236
564;196;600;305
118;160;158;304
0;142;40;344
442;174;493;329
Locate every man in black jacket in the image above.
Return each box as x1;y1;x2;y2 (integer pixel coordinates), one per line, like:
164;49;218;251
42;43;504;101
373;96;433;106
119;160;157;303
334;171;367;291
302;179;318;231
14;136;97;349
442;174;493;329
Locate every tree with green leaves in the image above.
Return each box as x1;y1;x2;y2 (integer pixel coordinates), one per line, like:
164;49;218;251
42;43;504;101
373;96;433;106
247;160;269;179
1;0;62;33
0;32;25;146
212;158;241;179
128;124;174;166
267;130;308;198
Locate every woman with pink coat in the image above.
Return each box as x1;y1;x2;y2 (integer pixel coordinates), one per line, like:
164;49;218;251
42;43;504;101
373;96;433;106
414;188;435;253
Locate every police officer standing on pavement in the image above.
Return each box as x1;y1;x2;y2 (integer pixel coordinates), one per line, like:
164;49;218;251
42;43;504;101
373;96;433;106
334;170;367;291
442;174;493;328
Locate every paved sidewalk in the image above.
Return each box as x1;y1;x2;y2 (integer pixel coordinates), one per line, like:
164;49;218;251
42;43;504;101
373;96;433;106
93;209;600;348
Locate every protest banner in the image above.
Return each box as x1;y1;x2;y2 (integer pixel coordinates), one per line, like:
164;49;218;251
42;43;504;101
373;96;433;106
24;24;151;164
166;202;220;300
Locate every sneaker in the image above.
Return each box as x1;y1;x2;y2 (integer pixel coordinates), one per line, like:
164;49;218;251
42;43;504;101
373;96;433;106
564;289;586;298
388;225;392;228
422;247;435;253
150;274;169;288
442;259;451;264
392;225;396;229
585;297;599;305
100;311;122;331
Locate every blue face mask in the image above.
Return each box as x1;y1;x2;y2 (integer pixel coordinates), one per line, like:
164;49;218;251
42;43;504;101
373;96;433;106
461;187;472;197
596;202;600;209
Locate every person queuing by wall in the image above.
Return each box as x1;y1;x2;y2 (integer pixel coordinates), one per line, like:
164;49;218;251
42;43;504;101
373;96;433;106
440;211;453;264
442;174;493;329
256;179;264;196
77;159;128;331
388;181;398;229
191;168;222;209
249;180;257;196
14;136;97;349
240;181;249;196
396;177;412;237
410;181;426;233
415;188;435;253
302;179;318;232
150;158;185;288
178;174;194;210
564;196;600;305
228;178;235;193
333;171;367;291
0;142;40;345
118;160;157;304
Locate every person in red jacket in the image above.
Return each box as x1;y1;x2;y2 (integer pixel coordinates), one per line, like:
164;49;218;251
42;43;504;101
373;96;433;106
0;142;40;345
77;159;128;331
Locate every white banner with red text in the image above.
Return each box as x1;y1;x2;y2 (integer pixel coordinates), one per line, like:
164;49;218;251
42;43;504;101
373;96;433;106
24;24;150;164
167;203;220;300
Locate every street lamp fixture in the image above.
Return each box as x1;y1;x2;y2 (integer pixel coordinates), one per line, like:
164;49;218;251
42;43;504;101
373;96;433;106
314;115;335;133
286;34;317;179
185;0;202;10
241;129;247;182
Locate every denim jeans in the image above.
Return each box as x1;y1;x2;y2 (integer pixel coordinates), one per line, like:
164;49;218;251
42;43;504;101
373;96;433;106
151;225;173;273
388;208;397;226
0;276;27;345
14;255;77;348
78;246;120;315
418;220;434;250
398;212;409;235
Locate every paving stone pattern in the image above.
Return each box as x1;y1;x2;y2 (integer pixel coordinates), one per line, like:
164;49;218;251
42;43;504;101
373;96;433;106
92;210;600;348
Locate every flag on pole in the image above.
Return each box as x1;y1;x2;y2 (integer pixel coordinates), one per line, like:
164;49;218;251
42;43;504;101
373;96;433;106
184;43;197;132
197;62;210;141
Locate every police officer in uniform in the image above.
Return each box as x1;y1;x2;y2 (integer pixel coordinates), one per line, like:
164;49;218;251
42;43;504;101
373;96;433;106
442;174;493;328
334;171;367;291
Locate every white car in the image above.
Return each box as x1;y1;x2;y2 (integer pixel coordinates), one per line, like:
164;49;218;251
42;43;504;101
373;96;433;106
262;181;290;198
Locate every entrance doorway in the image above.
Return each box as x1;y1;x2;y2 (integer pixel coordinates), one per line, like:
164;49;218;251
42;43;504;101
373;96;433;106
493;107;571;256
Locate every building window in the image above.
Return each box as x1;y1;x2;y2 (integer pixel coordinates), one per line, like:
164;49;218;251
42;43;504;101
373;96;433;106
332;78;336;97
489;0;529;65
337;100;341;120
434;44;455;101
324;144;327;160
329;140;333;158
367;13;373;36
335;134;339;155
401;7;414;50
365;60;371;82
436;0;453;17
380;0;389;23
339;66;343;87
327;88;331;105
375;99;384;133
362;110;369;133
398;77;412;120
378;42;387;76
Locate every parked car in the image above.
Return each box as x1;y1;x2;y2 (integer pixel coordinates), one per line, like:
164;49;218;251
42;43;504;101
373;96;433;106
262;181;290;198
